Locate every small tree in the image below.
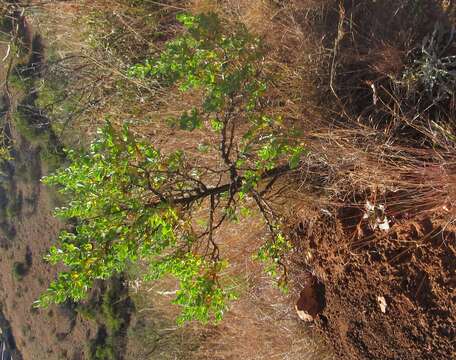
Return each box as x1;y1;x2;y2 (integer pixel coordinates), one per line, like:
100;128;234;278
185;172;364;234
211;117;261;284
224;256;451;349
37;13;305;323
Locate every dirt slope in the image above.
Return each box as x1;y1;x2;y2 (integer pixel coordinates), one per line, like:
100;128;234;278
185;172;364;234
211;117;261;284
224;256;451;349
289;205;456;360
0;25;97;360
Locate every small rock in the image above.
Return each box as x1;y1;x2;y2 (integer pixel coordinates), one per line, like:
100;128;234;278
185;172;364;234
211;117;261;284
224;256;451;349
295;305;314;322
377;295;387;313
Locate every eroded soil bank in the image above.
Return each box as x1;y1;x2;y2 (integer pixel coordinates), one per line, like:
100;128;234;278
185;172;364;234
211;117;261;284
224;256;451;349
289;205;455;360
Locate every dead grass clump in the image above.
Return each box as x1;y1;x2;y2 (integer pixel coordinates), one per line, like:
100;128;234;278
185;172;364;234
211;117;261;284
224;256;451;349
189;0;219;14
362;149;456;223
295;127;456;222
78;0;183;61
25;0;189;146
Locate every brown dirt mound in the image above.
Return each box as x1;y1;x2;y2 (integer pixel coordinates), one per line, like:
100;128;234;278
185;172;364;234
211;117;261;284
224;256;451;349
289;207;456;359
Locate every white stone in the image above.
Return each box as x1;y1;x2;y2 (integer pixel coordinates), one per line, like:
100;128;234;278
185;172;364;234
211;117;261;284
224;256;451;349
377;296;387;313
295;305;314;322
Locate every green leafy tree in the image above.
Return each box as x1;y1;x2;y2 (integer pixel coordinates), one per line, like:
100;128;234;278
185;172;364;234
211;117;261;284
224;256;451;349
38;13;305;323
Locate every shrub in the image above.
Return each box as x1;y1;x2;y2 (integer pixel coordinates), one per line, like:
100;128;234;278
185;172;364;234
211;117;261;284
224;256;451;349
37;13;305;324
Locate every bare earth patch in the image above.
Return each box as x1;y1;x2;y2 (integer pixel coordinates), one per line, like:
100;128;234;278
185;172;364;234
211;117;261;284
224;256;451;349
289;206;456;360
